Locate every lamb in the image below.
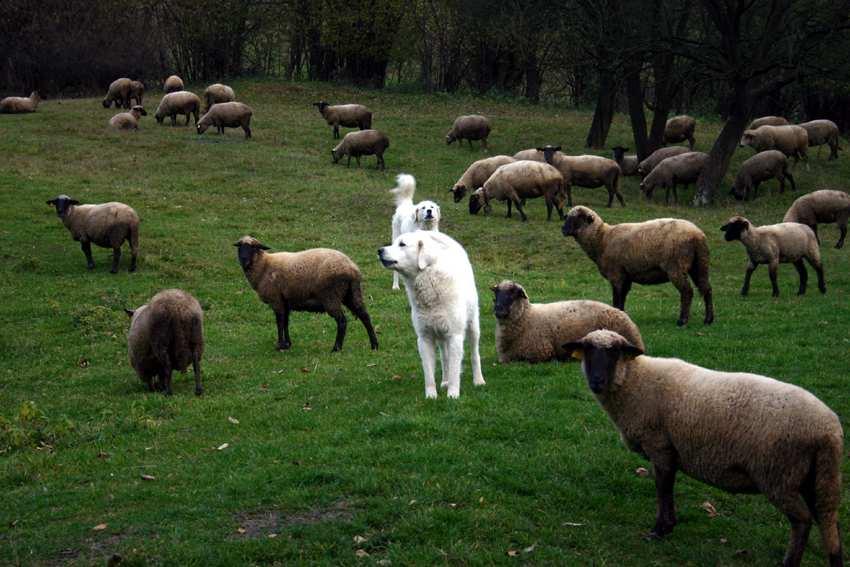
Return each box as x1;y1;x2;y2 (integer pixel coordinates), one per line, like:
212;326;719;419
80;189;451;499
783;190;850;249
129;81;144;106
491;280;644;363
611;146;639;176
538;145;624;207
154;91;201;126
562;329;844;567
721;215;825;297
739;125;809;164
109;105;147;130
234;236;378;353
468;160;565;221
0;91;41;114
639;151;709;204
164;75;184;93
46;194;139;273
512;148;545;162
749;115;789;129
798;119;841;160
313;101;372;139
730;150;795;201
636;146;690;177
126;289;204;396
446;114;491;149
562;206;714;326
663;115;696;149
196;102;253;138
449;155;515;202
203;83;236;112
331;129;390;170
102;78;132;108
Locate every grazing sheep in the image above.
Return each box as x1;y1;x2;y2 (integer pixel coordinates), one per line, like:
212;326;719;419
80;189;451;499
313;101;372;139
721;215;825;297
446;115;491;149
636;146;690;177
469;160;565;221
611;146;639;176
129;81;144;106
203;83;236;112
730;150;795;201
164;74;184;93
783;190;850;249
562;206;714;326
197;101;253;138
154;91;201;126
538;145;624;207
749;115;789;129
331;129;390;170
799;120;841;160
740;125;809;164
639;151;709;204
491;280;644;363
664;115;696;150
512;148;545;162
0;91;41;114
46;194;139;273
562;329;844;567
126;289;204;396
102;78;132;109
234;236;379;352
109;105;147;130
450;155;515;202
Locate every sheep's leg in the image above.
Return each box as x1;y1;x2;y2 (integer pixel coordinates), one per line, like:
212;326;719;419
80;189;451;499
514;199;528;222
545;196;554;221
377;153;385;170
344;291;379;350
810;224;821;245
564;183;573;208
768;261;780;297
649;460;678;538
192;352;203;396
829;140;838;160
355;156;361;167
689;261;714;325
243;125;251;139
793;259;808;295
443;334;464;399
836;221;847;249
688;135;695;151
741;262;757;296
669;271;693;326
346;155;351;167
110;247;121;274
274;308;291;350
417;336;438;399
764;491;813;567
81;241;95;270
606;187;615;207
170;114;176;127
482;137;488;151
327;306;348;352
805;256;826;294
611;278;631;311
505;200;512;218
333;125;339;139
777;175;785;194
786;170;797;192
158;360;173;396
467;314;485;387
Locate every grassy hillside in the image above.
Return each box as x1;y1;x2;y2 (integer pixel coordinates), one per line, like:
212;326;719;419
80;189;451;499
0;79;847;566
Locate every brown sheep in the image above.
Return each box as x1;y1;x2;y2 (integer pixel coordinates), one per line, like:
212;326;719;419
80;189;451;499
0;91;41;113
154;91;201;126
450;155;515;202
539;145;624;207
639;151;709;204
611;146;639;176
783;190;850;249
203;83;236;112
197;102;252;138
313;101;372;139
446;115;491;149
469;160;565;221
109;105;147;130
664;115;696;150
102;78;132;109
748;115;789;129
331;129;390;170
730;150;795;201
164;75;184;93
636;146;690;177
799;120;841;160
740;125;809;164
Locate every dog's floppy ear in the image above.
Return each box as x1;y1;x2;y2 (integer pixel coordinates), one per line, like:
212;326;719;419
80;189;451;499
417;239;428;270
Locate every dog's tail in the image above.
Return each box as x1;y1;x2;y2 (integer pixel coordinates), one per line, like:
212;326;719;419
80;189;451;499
390;173;416;206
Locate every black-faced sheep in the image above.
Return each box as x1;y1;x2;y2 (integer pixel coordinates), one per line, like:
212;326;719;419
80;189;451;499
799;120;841;160
730;150;795;201
313;101;372;139
783;190;850;249
538;145;624;207
102;78;132;109
749;115;789;129
664;115;696;150
611;146;639;176
740;125;809;164
109;105;147;130
46;195;140;273
203;83;236;112
636;146;690;177
721;215;825;297
0;91;41;113
154;91;201;126
562;329;844;567
469;160;565;221
450;155;515;202
197;102;253;138
235;236;379;353
164;75;184;93
126;289;204;396
639;151;709;204
562;206;714;326
331;129;389;170
446;115;491;149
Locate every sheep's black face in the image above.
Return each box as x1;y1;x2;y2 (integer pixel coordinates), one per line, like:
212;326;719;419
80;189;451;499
562;210;592;237
580;346;621;394
234;239;269;271
313;101;329;112
721;220;747;241
492;284;526;320
469;193;483;215
612;146;629;160
446;133;456;145
450;184;466;203
537;145;561;164
46;195;79;218
730;185;746;201
102;99;111;109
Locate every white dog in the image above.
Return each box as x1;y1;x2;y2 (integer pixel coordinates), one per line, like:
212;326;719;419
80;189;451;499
378;230;485;399
390;173;441;290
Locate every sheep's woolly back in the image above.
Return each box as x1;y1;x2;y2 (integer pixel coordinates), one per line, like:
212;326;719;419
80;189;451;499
198;102;252;127
319;103;371;127
0;91;41;113
664;115;696;139
62;202;140;247
448;115;490;140
783;190;850;225
483;160;563;201
512;148;546;162
749;116;789;129
203;83;236;109
798;120;839;147
728;217;820;265
333;129;389;154
455;156;515;191
734;150;787;188
642;152;709;190
637;146;690;175
549;153;621;187
164;75;184;93
155;91;201;118
741;125;808;156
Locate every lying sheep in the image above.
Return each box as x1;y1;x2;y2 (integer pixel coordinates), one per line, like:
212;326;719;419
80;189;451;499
539;145;624;207
799;119;840;160
446;115;491;149
562;206;714;326
611;146;639;176
313;101;372;139
749;115;789;129
0;91;41;114
197;102;253;138
491;280;644;363
562;329;844;566
783;190;850;248
469;160;565;221
102;78;132;108
639;151;709;204
203;83;235;112
721;215;825;297
450;155;515;202
664;115;696;149
154;91;201;126
109;105;147;130
234;236;379;352
46;194;139;273
331;129;389;170
512;148;545;162
129;81;144;106
740;125;808;164
164;74;184;93
126;289;204;396
730;150;795;201
636;146;690;177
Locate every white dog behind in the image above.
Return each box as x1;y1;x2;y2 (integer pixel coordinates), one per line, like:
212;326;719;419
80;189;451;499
378;230;485;398
390;173;441;290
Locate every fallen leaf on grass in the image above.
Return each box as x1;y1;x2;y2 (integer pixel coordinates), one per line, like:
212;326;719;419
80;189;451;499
562;522;584;527
720;538;728;544
92;523;108;531
217;443;229;451
355;549;369;558
701;501;718;517
78;358;89;368
268;533;278;539
303;403;312;411
506;549;519;557
523;544;536;554
353;535;368;544
635;467;650;477
227;416;239;425
140;474;155;481
390;374;402;381
97;451;110;459
236;527;246;534
300;367;311;373
366;363;377;367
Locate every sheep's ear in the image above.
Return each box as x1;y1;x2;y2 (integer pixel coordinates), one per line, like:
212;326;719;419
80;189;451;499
535;147;544;152
258;244;270;250
619;342;644;358
562;342;585;361
720;223;729;232
46;199;55;205
69;199;80;205
233;242;241;247
553;146;561;151
517;286;528;299
490;284;498;292
124;309;135;318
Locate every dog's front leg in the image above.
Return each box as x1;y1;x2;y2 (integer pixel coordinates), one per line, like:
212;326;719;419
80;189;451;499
444;335;464;399
438;340;448;389
467;316;486;386
418;336;438;399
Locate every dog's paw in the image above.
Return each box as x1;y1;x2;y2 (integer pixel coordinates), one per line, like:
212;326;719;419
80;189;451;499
425;387;438;399
447;388;460;399
440;381;449;389
473;376;486;386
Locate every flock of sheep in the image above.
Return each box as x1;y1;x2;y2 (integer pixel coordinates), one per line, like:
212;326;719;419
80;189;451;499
3;77;849;566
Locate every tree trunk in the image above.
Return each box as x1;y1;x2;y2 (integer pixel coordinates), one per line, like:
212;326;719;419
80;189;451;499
524;52;540;103
624;62;649;159
586;69;616;148
694;87;750;205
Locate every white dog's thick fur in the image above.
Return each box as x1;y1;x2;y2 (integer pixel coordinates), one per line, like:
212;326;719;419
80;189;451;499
390;173;441;290
378;231;485;398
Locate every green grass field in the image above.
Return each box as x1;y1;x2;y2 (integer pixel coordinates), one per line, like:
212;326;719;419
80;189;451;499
1;79;848;566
